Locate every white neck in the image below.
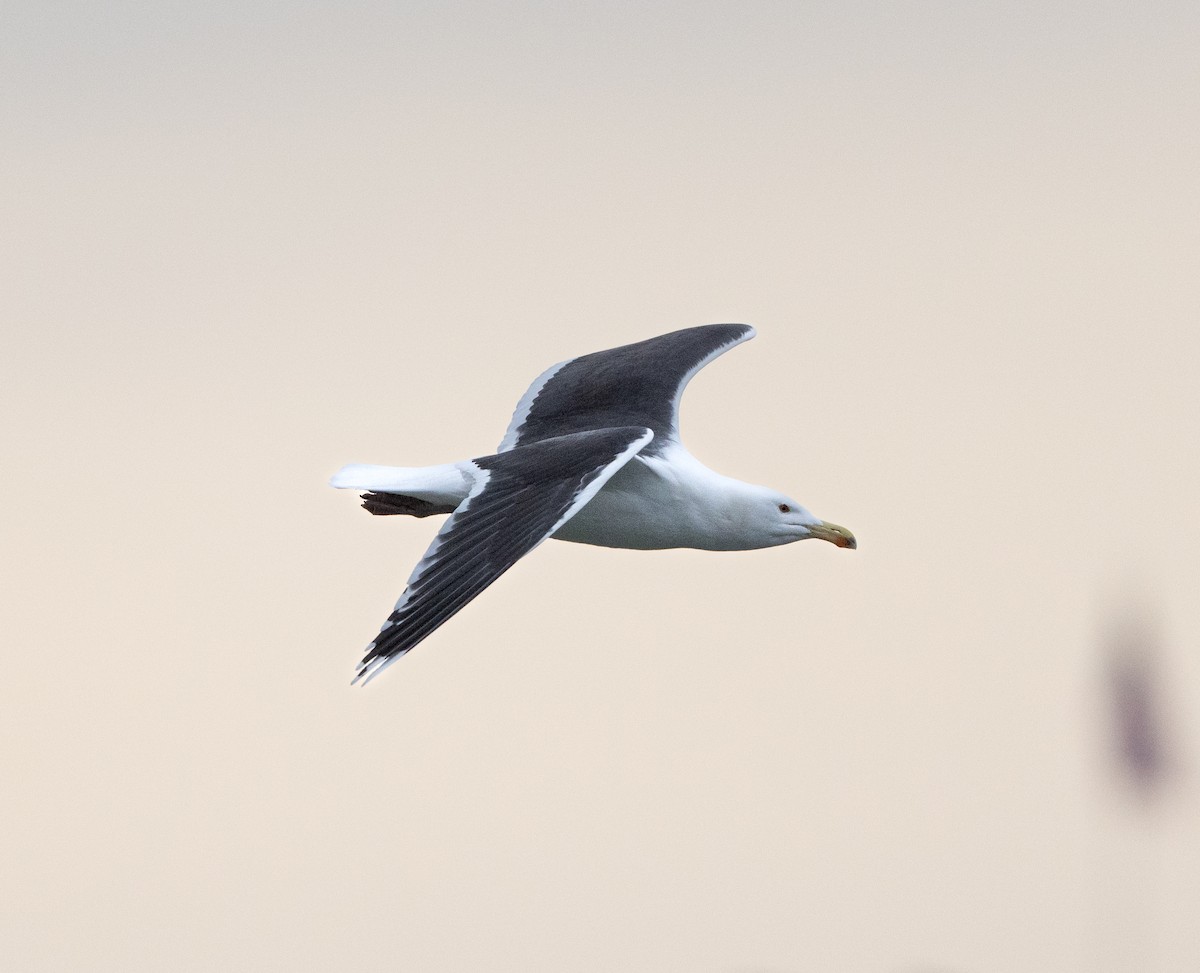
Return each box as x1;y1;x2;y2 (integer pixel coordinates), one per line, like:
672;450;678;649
631;444;787;551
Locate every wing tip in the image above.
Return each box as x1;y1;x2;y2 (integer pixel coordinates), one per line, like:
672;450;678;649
717;322;756;343
352;649;403;686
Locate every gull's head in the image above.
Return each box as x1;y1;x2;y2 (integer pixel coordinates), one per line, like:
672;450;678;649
756;491;857;551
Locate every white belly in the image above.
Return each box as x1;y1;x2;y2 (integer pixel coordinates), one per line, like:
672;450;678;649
552;472;682;549
551;451;749;551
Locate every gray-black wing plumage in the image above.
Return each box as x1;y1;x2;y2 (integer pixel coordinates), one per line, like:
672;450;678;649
354;426;653;683
499;323;755;454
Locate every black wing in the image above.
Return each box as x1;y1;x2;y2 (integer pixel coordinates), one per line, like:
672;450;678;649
498;324;755;455
354;426;654;684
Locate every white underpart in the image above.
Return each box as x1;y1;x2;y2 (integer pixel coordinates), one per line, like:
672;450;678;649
553;440;793;551
496;358;569;452
329;462;473;505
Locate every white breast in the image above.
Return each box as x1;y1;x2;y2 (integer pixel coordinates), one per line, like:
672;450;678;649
552;443;762;551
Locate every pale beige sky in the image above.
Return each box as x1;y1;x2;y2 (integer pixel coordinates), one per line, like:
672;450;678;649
4;2;1199;971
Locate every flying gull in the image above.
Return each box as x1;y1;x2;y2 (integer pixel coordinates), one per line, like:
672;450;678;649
331;324;855;684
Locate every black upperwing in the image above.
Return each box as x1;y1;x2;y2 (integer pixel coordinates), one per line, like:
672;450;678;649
353;426;654;684
498;324;755;455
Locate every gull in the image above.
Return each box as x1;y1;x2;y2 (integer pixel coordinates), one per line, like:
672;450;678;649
331;324;855;683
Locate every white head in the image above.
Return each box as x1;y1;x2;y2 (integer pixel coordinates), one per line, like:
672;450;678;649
731;485;857;551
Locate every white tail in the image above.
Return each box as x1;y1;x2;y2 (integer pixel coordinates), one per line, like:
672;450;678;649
328;462;473;505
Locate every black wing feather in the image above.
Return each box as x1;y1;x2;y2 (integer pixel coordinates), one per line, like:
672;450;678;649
354;426;652;683
501;323;753;454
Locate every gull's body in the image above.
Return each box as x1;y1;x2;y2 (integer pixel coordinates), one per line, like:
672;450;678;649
332;324;855;683
554;444;803;551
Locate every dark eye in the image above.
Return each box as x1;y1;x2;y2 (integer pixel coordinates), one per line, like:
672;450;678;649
778;503;790;513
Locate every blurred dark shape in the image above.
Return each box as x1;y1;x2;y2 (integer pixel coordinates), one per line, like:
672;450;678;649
1104;611;1176;804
